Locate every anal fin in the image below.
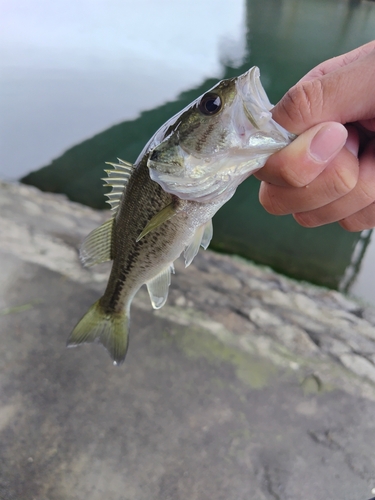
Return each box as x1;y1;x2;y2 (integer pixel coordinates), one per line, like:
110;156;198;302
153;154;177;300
201;219;213;250
146;264;174;309
184;219;213;267
184;225;204;267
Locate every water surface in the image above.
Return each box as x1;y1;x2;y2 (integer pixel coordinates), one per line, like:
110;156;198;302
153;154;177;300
2;0;375;303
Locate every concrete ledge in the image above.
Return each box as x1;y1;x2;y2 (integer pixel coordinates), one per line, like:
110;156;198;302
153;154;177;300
1;181;374;500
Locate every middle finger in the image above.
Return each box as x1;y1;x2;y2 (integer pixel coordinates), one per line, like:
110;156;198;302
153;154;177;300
295;139;375;227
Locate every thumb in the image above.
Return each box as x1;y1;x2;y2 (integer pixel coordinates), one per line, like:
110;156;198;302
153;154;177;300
272;49;375;134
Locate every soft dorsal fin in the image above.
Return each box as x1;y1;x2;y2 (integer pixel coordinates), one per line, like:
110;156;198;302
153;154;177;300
136;203;178;242
146;263;174;309
102;158;135;211
184;219;213;267
80;217;115;267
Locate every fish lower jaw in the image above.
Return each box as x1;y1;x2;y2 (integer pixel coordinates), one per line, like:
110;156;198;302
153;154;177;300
151;170;250;205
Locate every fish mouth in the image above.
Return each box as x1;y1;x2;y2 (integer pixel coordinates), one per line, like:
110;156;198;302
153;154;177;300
235;66;273;130
235;66;296;141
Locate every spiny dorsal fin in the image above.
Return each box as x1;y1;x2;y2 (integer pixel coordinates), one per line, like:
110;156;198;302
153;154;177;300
80;217;115;267
102;158;135;211
146;263;174;309
184;219;213;267
136;203;178;242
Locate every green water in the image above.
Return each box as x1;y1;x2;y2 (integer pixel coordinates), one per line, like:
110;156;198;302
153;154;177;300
21;0;375;289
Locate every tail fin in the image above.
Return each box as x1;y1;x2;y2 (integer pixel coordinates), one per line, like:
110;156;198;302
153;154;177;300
67;300;129;365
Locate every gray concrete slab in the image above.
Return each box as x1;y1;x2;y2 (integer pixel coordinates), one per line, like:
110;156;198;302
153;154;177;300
0;181;375;500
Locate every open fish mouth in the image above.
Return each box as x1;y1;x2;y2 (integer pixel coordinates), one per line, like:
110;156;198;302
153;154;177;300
236;66;296;141
235;66;274;130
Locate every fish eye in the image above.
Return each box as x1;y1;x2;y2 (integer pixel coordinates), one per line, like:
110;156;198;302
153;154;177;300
198;93;222;116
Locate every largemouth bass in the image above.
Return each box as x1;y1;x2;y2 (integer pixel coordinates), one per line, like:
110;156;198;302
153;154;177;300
68;67;294;365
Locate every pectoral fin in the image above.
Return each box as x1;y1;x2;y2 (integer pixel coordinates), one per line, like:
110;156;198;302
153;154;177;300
136;203;178;242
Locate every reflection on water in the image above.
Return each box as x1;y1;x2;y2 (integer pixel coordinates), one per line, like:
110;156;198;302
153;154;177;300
2;0;375;302
1;0;247;180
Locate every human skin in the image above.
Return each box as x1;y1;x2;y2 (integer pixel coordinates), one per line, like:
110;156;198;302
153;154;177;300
255;41;375;232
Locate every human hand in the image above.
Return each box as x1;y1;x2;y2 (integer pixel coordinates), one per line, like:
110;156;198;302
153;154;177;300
255;41;375;231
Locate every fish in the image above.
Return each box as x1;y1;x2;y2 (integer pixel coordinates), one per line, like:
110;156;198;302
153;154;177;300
67;66;295;365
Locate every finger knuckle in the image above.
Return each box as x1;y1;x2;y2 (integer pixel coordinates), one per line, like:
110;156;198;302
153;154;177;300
339;218;362;232
279;164;306;188
329;164;358;198
340;203;375;232
339;218;361;233
294;212;320;228
280;80;324;130
259;186;289;215
356;185;375;207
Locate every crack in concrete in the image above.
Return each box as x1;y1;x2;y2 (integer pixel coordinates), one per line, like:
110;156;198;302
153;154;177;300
262;466;282;500
308;430;372;482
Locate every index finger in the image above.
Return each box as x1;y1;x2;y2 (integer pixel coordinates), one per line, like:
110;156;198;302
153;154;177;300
272;45;375;134
300;40;375;82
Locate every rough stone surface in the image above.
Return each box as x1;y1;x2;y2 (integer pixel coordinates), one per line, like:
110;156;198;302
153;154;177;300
0;180;375;500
